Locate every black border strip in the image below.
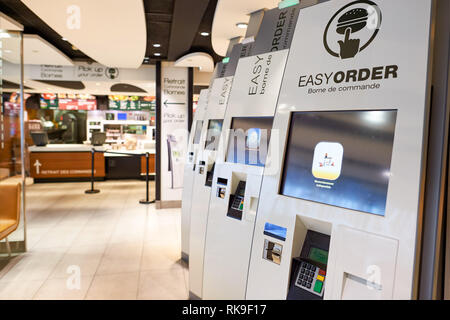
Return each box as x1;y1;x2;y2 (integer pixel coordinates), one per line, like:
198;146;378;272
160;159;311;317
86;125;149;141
155;61;162;202
188;67;194;132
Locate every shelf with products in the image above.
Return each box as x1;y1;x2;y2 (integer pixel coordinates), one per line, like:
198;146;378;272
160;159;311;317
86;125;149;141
86;110;154;142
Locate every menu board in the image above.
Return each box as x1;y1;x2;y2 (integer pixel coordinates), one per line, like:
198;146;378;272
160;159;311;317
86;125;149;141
59;98;97;110
40;93;59;109
108;95;156;111
40;93;97;110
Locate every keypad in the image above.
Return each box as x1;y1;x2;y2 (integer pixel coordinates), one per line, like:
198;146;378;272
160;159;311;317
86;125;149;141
231;196;244;211
295;261;326;297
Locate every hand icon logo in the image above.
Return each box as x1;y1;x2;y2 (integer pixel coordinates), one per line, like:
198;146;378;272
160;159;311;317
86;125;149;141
338;28;360;59
323;1;381;60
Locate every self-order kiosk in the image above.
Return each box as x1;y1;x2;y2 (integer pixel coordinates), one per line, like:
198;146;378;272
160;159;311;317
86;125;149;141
181;89;209;261
246;0;434;300
188;43;248;299
201;3;313;300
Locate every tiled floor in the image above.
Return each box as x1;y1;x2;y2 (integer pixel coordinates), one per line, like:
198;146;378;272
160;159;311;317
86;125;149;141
0;180;188;300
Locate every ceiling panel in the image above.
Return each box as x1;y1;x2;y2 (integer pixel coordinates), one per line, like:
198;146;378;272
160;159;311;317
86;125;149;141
0;11;23;30
20;0;147;68
2;34;73;65
2;0;221;70
0;0;90;60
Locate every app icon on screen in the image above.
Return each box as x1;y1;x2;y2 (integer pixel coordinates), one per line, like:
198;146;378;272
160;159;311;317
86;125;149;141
312;142;344;181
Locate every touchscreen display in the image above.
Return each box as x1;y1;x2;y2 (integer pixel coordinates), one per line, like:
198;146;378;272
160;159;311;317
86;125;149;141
226;117;273;167
280;110;397;216
205;119;223;151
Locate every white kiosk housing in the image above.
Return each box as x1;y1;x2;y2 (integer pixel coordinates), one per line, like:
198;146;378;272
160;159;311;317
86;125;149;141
202;4;306;300
181;89;209;261
188;43;247;299
246;0;434;300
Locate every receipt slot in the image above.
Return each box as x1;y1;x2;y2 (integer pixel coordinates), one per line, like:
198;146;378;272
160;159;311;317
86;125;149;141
246;0;435;300
181;90;209;261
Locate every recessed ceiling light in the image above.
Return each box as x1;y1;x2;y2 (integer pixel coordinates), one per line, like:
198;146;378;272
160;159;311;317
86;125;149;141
96;82;100;86
200;32;210;37
236;22;248;29
4;49;12;53
62;37;68;41
154;53;161;56
153;44;161;48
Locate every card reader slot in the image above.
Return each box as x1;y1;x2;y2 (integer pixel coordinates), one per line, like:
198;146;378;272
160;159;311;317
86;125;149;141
227;180;246;221
216;177;228;199
198;161;206;175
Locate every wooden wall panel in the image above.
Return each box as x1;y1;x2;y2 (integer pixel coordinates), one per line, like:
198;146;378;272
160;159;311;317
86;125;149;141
140;153;156;174
30;152;105;178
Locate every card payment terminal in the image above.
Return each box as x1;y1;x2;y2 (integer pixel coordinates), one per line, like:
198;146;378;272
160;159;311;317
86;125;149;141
227;181;246;220
287;230;330;300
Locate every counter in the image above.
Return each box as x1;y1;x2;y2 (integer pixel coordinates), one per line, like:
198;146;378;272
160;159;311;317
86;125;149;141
29;144;155;181
29;144;106;180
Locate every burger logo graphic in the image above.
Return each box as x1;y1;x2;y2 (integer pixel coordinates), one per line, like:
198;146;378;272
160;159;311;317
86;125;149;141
324;0;382;59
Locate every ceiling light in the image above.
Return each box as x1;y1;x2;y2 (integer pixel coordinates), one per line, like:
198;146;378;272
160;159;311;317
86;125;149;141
62;37;68;41
4;50;12;53
154;53;161;56
278;0;299;9
200;32;210;37
96;83;100;86
153;44;161;48
236;22;248;29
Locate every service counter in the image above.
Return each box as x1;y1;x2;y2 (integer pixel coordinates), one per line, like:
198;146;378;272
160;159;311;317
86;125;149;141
29;144;155;182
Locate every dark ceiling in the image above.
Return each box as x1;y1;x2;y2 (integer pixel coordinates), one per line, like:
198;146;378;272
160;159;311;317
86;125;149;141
0;0;222;66
143;0;222;64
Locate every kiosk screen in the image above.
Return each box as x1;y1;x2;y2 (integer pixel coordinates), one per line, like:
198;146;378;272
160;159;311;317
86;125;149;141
205;120;223;151
280;110;397;216
193;120;203;144
226;117;273;167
